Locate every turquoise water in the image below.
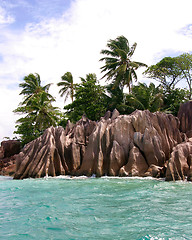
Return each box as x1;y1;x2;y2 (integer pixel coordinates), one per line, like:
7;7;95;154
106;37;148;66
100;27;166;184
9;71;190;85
0;176;192;240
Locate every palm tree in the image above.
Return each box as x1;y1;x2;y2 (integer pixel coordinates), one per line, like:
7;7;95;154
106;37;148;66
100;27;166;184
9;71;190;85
57;72;75;102
19;73;54;105
143;57;182;94
26;91;60;131
64;73;106;122
14;73;59;145
14;91;60;145
100;35;147;92
105;83;127;114
125;82;164;113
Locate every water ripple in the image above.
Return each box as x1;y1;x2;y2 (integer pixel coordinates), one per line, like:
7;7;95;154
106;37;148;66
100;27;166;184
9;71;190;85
0;177;192;239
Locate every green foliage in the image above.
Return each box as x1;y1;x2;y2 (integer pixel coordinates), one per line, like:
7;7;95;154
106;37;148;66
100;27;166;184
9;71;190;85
125;82;164;113
100;35;147;92
12;38;192;145
19;73;54;104
57;72;76;102
14;73;60;145
144;57;182;93
144;53;191;111
104;84;129;114
14;116;43;146
162;88;188;116
64;73;106;122
123;82;188;116
176;53;192;99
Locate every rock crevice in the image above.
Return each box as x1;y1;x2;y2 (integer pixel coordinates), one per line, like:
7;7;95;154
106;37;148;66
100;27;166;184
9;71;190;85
13;109;184;180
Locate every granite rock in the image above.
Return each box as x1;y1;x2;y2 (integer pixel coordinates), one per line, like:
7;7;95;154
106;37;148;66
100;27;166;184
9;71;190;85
14;110;183;180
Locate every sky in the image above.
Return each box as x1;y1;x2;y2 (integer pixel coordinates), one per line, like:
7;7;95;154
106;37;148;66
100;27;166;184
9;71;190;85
0;0;192;142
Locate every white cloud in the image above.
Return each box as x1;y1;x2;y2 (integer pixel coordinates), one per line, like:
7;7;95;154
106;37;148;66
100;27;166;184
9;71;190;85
0;87;21;140
0;0;192;142
0;6;14;25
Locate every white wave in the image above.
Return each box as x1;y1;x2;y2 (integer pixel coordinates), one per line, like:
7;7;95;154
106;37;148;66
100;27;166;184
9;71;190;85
0;175;13;180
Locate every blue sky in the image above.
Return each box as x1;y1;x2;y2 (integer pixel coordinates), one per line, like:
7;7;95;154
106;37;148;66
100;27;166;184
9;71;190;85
0;0;72;28
0;0;192;141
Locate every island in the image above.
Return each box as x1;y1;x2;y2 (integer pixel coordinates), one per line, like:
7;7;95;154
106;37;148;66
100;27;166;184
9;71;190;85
0;101;192;181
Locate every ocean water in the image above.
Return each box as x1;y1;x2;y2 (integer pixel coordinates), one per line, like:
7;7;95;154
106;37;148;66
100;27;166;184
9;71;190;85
0;176;192;240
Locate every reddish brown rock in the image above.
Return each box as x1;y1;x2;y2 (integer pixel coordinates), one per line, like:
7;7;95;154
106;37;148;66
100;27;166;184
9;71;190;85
0;155;17;176
109;140;126;176
0;146;4;159
75;110;181;178
165;139;192;181
1;161;16;176
163;101;192;181
14;117;96;179
178;101;192;138
0;140;21;176
1;140;21;158
76;118;110;177
64;116;96;174
147;164;165;178
14;126;66;179
119;146;148;177
13;109;184;180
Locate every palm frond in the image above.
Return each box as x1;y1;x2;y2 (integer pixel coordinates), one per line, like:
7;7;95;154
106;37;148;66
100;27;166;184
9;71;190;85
100;35;147;92
57;72;75;102
100;49;119;58
128;42;137;57
115;48;127;60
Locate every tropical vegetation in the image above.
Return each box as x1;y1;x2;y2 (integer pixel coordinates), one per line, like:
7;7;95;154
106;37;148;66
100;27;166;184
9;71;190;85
64;73;106;122
14;73;60;146
100;35;147;92
13;36;192;145
57;72;75;103
125;83;164;113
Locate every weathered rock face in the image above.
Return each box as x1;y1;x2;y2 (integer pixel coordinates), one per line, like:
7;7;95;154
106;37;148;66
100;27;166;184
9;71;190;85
1;140;21;158
165;139;192;181
119;146;148;177
14;117;96;179
0;156;16;176
76;110;182;177
160;101;192;181
14;109;183;180
0;140;21;176
0;146;4;159
178;101;192;138
14;126;65;179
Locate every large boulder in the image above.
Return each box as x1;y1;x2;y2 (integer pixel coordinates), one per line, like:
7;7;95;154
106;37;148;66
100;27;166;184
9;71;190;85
178;101;192;138
14;110;183;180
165;139;192;181
0;156;16;176
119;146;148;177
0;146;4;159
1;140;21;158
76;110;182;177
14;126;66;179
0;140;21;176
163;100;192;181
14;117;96;179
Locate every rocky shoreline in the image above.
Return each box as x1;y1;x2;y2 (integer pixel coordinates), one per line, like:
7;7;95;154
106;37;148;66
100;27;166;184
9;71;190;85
0;140;20;177
1;101;192;181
